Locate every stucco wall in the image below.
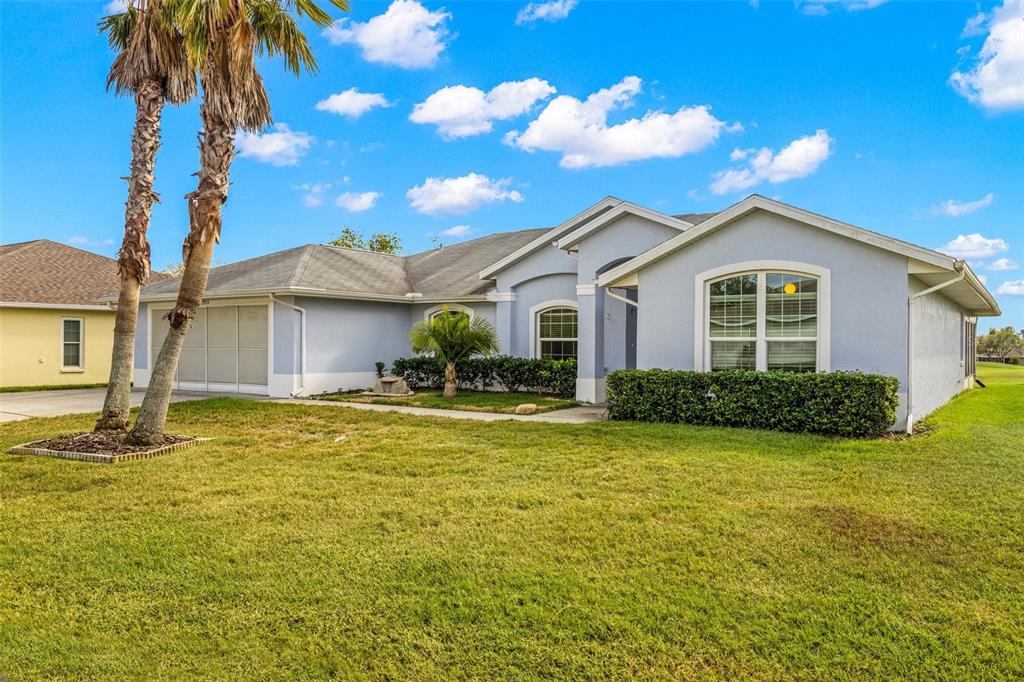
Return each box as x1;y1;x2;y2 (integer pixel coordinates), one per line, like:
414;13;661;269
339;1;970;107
495;246;576;292
297;297;410;376
508;274;578;358
909;277;967;421
634;210;912;423
0;307;114;387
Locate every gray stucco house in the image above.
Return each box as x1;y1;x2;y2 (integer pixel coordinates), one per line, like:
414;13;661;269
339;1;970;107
135;194;999;430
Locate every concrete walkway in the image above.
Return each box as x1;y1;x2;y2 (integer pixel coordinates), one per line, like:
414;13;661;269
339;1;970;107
0;388;259;423
275;398;606;424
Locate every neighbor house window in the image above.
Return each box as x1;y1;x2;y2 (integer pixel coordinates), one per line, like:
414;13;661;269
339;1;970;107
62;318;83;369
537;307;578;360
707;271;819;372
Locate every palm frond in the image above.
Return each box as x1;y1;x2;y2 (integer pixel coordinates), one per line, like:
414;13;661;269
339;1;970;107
409;309;500;366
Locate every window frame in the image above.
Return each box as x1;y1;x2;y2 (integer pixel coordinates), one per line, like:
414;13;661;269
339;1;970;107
60;316;84;370
529;300;579;360
694;261;830;372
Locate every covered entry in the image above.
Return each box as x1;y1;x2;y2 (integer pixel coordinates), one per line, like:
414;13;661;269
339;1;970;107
151;304;269;394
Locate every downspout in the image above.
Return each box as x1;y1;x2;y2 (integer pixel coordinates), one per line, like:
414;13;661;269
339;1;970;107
906;263;966;433
269;294;306;397
605;288;638;308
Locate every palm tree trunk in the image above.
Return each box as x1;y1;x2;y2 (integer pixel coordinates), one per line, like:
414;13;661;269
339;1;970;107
443;362;457;398
128;102;232;445
96;77;163;432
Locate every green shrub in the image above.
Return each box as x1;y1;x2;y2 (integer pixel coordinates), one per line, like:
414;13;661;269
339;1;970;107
390;355;577;398
605;369;900;437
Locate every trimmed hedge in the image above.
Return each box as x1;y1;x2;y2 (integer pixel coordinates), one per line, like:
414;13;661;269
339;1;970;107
389;355;577;398
605;369;900;437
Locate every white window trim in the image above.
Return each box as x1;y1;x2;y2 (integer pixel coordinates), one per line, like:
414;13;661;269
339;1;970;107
423;303;474;322
60;316;84;370
528;300;578;360
694;260;830;372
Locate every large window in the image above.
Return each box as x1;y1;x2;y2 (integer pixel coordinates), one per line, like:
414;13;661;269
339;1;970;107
708;271;819;372
61;318;83;369
537;306;578;360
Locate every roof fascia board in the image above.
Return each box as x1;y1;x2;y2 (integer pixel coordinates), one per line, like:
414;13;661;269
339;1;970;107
555;202;694;251
0;301;114;311
478;196;622;280
139;287;489;305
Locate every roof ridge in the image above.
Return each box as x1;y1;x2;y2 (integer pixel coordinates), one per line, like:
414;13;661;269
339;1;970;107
286;244;320;289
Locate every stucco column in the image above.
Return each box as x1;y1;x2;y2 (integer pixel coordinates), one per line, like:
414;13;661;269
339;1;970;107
491;292;515;355
576;283;605;403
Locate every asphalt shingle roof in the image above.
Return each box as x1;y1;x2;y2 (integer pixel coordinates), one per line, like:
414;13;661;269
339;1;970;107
137;228;550;300
0;239;168;306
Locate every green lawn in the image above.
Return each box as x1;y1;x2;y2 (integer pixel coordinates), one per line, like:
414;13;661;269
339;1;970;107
1;363;1021;679
315;389;578;414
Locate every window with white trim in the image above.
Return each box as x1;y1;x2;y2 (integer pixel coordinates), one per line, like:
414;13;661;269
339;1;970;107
427;305;472;322
708;271;819;372
537;307;578;360
62;318;83;368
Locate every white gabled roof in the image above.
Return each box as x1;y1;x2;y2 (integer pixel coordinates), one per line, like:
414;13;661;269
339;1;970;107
554;201;694;251
478;196;623;280
597;194;1000;316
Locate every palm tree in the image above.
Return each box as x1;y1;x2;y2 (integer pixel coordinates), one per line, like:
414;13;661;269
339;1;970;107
409;309;500;398
128;0;346;445
95;0;196;432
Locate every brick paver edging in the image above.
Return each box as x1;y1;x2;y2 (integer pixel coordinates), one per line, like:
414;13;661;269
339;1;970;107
8;437;212;464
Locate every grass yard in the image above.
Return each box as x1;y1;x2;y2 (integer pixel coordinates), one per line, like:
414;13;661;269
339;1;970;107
1;363;1022;679
315;389;578;414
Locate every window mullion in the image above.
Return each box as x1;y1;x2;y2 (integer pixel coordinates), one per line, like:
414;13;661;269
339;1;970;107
756;272;766;371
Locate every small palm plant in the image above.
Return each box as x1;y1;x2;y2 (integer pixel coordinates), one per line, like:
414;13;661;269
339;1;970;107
409;310;499;397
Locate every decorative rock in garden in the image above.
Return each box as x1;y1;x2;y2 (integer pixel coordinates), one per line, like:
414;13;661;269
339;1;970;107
514;403;538;415
363;375;414;397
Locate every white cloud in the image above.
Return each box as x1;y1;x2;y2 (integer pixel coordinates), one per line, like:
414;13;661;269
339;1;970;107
989;257;1019;271
797;0;888;15
709;129;834;195
68;235;115;248
997;279;1024;296
934;192;994;217
406;173;524;215
516;0;578;25
410;78;555;139
336;191;382;212
315;88;392;118
978;274;989;285
937;233;1010;260
104;0;129;13
950;0;1024;112
440;224;472;237
235;123;313;166
293;182;333;207
322;0;451;69
504;76;729;169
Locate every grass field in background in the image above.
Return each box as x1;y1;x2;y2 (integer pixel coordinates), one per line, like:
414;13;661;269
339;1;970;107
1;362;1021;678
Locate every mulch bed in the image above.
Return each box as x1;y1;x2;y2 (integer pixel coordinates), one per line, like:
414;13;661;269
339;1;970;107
8;432;206;464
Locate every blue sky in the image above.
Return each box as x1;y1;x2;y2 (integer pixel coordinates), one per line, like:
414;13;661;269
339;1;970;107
1;0;1021;330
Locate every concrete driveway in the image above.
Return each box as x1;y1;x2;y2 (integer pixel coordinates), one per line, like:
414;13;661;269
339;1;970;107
0;388;257;423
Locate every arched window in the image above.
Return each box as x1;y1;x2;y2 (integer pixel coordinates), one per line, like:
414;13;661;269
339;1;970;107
707;270;820;372
425;304;473;322
536;306;578;360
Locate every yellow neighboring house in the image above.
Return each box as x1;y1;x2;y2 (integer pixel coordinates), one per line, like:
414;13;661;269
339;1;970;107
0;240;126;388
